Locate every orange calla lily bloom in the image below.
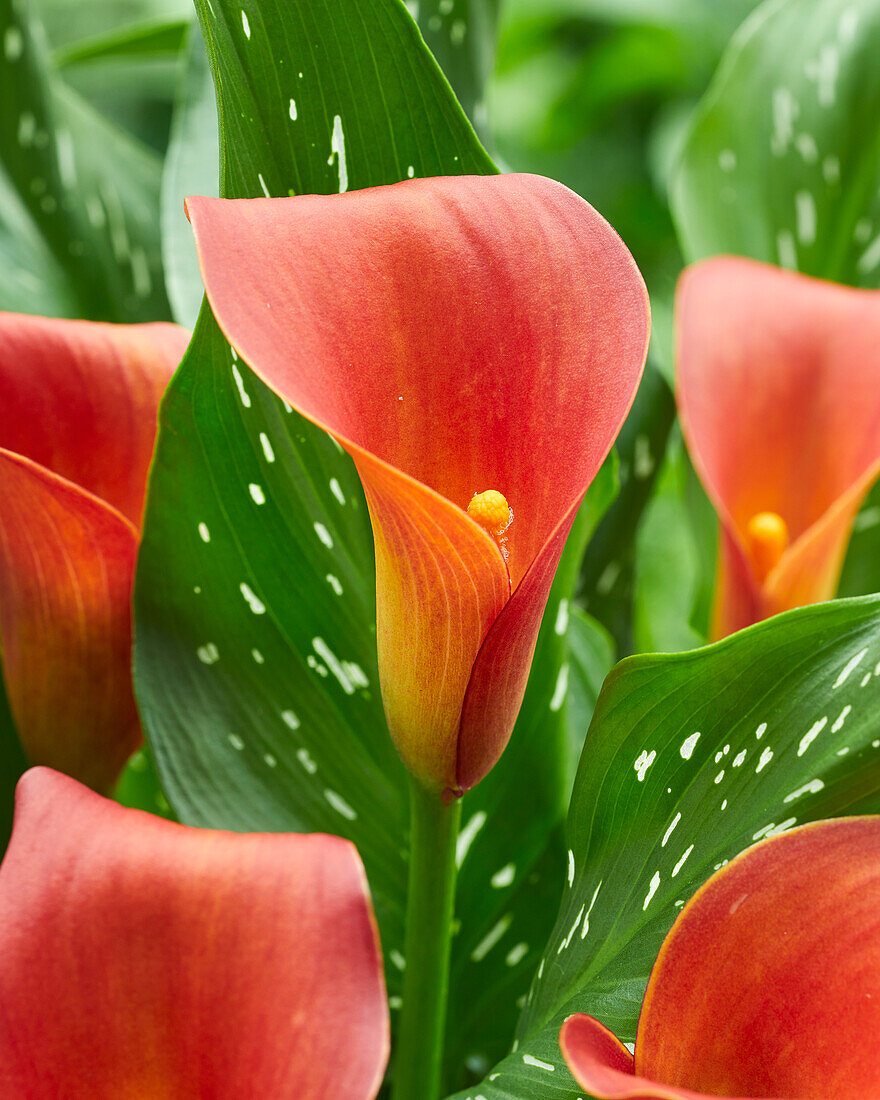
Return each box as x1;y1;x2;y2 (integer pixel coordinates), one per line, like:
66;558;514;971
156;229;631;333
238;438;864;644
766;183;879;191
0;768;389;1098
186;174;649;797
560;815;880;1099
676;256;880;639
0;314;187;790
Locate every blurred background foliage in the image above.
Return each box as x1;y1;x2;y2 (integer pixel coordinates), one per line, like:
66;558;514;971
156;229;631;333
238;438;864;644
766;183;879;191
2;0;880;797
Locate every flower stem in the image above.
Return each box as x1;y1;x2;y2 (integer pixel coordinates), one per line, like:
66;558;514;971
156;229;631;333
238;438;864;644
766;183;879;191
391;779;462;1100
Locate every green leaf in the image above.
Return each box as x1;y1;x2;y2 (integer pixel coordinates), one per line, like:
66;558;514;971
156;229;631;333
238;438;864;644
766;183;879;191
0;161;77;315
632;433;710;654
564;608;615;797
580;361;676;656
161;22;217;328
445;459;616;1088
452;595;880;1098
840;477;880;599
0;0;169;320
137;0;611;1083
672;0;880;288
113;746;177;820
54;16;188;67
416;0;500;127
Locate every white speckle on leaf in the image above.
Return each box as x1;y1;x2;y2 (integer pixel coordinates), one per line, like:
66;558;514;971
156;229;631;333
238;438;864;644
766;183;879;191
795;190;816;246
328;115;348;193
680;731;700;759
839;8;859;43
756;747;774;772
835;648;868;687
231;363;251;407
491;863;516;889
456;810;487;867
771;86;798;155
259;432;275;462
831;704;852;732
549;663;569;712
672;845;694;877
776;229;797;270
805;44;839;107
798;717;828;756
858;236;880;276
784;779;824;803
4;26;23;61
634;749;656;782
324;789;357;819
471;915;512;962
522;1055;554;1072
642;871;661;910
662;812;681;847
296;747;317;773
795;133;818;163
312;637;355;694
581;879;602;939
240;582;266;615
197;643;219;665
506;943;529;967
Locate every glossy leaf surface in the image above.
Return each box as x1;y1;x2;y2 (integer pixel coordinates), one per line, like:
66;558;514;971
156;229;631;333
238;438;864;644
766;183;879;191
452;596;880;1099
672;0;880;289
136;0;612;1081
562;817;880;1099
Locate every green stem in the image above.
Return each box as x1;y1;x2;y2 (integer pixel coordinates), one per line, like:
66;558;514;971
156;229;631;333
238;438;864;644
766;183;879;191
391;779;462;1100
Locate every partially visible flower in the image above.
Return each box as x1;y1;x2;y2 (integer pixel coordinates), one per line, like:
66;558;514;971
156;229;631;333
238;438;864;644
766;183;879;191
676;256;880;638
0;314;187;790
560;815;880;1098
0;767;389;1098
187;174;649;796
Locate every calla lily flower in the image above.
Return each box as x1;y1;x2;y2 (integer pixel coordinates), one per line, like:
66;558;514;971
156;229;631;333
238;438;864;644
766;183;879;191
0;314;187;790
186;174;649;796
0;767;390;1097
560;815;880;1099
676;256;880;639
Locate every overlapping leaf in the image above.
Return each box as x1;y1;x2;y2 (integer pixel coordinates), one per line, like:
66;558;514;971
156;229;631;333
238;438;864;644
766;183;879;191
672;0;880;287
453;596;880;1098
0;0;169;320
136;0;612;1082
